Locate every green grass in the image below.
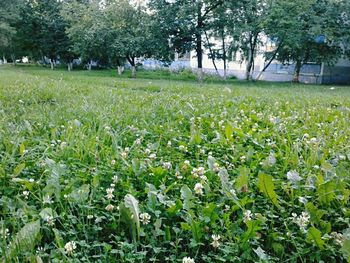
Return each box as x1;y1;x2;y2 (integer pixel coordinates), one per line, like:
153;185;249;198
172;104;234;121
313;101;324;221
0;65;350;262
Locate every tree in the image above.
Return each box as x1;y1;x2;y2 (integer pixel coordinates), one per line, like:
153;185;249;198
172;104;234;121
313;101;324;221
224;0;271;80
264;0;348;82
0;0;24;63
149;0;224;81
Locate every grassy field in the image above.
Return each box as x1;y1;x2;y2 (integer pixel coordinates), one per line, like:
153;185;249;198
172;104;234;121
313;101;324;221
0;65;350;262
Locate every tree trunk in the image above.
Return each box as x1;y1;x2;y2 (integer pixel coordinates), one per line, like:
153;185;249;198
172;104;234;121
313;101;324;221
222;31;227;80
11;54;16;65
68;62;73;71
3;55;7;64
117;66;124;75
131;66;136;78
245;33;259;81
293;60;302;83
256;41;283;80
50;59;54;70
88;60;92;71
204;31;220;77
196;4;204;82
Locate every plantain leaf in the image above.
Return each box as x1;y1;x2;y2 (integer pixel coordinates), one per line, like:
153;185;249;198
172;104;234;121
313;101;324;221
317;181;336;205
122;194;140;243
257;173;280;208
180;185;194;211
225;123;234;140
307;227;325;249
241;220;261;244
8;220;41;258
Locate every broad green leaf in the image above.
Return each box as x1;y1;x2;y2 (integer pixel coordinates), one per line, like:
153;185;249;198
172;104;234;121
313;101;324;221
341;228;350;262
317;181;336;205
19;143;25;155
235;166;249;191
225;123;233;140
123;194;140;243
8;220;41;258
52;228;64;248
13;163;25;177
180;185;194;211
69;184;90;204
307;227;325;249
257;173;280;208
241;220;261;244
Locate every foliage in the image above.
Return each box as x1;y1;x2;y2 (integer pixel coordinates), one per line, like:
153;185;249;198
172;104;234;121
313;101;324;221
0;65;349;261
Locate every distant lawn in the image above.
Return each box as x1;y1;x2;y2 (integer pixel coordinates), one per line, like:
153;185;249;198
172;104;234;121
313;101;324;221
0;65;350;262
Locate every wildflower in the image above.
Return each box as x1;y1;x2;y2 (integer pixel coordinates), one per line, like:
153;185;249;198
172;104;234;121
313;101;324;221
292;212;310;230
140;212;151;225
112;175;119;183
106;188;115;199
268;153;276;166
64;241;77;255
29;178;35;183
194;183;204;195
167;140;172;147
1;228;9;239
23;190;30;199
211;234;221;248
182;257;195;263
145;148;151;155
175;171;183;179
330;232;344;246
135;138;142;145
105;204;114;212
191;167;205;178
240;156;246;163
149;153;156;160
43;195;53;205
60;141;67;149
87;215;94;219
162;162;172;170
44;216;55;226
111;159;116;166
179;145;187;152
287;170;302;184
243;210;253;223
212;162;220;172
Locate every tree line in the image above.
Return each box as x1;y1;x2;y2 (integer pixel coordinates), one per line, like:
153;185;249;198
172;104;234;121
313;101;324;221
0;0;349;81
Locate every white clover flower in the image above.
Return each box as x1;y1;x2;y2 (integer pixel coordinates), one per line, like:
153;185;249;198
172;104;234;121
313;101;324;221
292;212;310;230
135;138;142;145
44;215;55;226
105;204;114;212
29;178;35;183
64;241;77;255
1;228;9;239
167;140;172;147
43;195;53;204
60;142;67;149
194;183;204;195
268;153;276;166
111;159;116;166
243;210;253;223
182;257;195;263
145;148;151;155
112;175;119;183
87;215;94;219
213;163;220;172
330;232;344;246
175;171;183;179
139;212;151;225
287;170;302;184
162;162;172;170
106;188;115;199
149;153;156;160
211;234;221;248
184;160;190;166
23;190;30;199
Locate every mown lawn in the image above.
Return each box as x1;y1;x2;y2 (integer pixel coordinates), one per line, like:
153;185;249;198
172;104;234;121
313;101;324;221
0;65;350;262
